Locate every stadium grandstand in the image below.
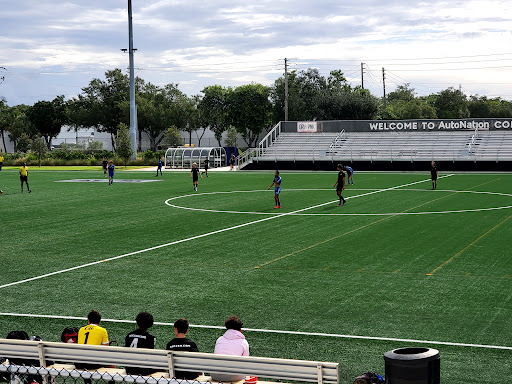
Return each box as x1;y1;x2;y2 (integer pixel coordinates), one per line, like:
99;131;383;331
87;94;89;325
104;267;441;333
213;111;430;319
239;119;512;171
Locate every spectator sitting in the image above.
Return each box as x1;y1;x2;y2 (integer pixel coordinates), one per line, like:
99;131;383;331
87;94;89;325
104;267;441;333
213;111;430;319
61;327;79;344
166;318;200;380
3;331;44;384
125;312;156;377
76;310;109;374
211;316;249;382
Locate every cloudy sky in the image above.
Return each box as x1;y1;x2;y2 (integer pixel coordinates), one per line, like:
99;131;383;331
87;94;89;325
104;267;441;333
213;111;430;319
1;0;512;106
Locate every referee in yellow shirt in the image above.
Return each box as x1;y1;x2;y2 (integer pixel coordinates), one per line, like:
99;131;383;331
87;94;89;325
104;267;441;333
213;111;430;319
19;162;31;193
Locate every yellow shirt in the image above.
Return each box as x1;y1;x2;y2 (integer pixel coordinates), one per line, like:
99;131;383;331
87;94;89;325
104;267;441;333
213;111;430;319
78;324;109;345
0;155;4;162
19;166;28;176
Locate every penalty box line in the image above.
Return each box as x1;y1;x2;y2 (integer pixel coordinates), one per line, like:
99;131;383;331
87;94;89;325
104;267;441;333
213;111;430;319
0;311;510;351
0;175;453;290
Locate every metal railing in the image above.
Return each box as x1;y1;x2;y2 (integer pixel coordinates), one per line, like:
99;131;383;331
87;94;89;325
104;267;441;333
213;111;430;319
467;125;480;153
258;122;282;157
328;130;346;151
236;122;282;169
0;339;340;384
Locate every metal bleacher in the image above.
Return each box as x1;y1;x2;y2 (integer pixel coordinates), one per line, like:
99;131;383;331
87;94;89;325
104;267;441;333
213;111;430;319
259;132;340;161
469;131;512;161
328;131;473;161
254;130;512;163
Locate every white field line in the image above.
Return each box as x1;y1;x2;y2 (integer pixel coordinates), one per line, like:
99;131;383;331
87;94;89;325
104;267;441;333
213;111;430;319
0;311;510;351
0;175;453;290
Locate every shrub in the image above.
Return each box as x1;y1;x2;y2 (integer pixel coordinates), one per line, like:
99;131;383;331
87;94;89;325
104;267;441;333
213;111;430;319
142;150;156;161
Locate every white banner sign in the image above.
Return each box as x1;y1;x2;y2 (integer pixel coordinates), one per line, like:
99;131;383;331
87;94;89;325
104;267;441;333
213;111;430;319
297;121;317;133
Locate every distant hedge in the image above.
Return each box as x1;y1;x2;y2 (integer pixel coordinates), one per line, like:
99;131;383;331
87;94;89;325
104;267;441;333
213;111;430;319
1;149;166;167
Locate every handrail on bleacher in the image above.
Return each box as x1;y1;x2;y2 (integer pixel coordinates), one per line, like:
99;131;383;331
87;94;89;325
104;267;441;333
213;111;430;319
0;339;339;384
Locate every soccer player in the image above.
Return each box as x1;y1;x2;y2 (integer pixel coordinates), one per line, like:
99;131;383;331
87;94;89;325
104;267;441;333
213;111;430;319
346;165;354;185
0;152;4;171
191;162;202;191
155;157;163;176
108;160;115;185
125;312;156;376
431;161;438;189
229;153;236;170
102;157;108;177
333;164;346;206
19;162;31;193
267;170;282;209
166;318;200;380
202;158;209;177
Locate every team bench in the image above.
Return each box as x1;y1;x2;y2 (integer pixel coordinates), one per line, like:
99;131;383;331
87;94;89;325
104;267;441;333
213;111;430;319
0;339;339;384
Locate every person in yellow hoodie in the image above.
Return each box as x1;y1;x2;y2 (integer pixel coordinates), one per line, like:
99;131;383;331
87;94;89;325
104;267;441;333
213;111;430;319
0;153;4;171
19;162;31;193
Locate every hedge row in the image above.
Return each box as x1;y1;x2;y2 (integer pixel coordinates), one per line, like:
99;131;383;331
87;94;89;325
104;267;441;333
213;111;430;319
1;150;166;167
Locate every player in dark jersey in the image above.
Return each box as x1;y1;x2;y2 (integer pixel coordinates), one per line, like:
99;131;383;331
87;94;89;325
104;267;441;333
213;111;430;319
202;158;209;177
125;312;156;376
102;157;108;177
191;162;202;191
267;170;282;208
166;318;200;380
333;164;346;206
430;161;438;189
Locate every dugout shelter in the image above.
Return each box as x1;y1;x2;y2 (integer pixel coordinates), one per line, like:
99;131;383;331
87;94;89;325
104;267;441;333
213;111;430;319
165;147;226;169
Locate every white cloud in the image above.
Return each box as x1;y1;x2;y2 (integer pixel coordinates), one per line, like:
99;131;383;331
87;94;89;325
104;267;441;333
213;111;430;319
2;0;512;105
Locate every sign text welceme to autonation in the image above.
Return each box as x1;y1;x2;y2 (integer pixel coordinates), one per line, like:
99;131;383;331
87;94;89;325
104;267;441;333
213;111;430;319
369;120;512;131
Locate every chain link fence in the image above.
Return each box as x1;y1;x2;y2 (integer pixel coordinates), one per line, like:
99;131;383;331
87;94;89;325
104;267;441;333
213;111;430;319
0;363;203;384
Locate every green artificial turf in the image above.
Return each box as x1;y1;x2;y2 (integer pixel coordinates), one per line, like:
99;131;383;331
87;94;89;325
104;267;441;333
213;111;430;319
0;169;511;383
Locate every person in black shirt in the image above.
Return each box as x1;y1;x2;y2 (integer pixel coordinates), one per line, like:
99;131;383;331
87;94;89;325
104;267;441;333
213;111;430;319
430;161;438;189
166;318;200;380
202;158;209;177
102;157;108;178
125;312;156;376
191;162;202;191
333;164;346;206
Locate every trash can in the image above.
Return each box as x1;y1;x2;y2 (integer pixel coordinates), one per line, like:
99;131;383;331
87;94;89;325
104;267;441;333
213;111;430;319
384;347;440;384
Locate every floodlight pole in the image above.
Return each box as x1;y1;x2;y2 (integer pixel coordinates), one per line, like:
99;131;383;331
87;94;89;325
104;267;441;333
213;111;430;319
128;0;138;159
284;58;289;121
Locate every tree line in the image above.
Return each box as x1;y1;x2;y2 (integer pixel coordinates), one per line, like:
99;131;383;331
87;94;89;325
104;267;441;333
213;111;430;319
1;68;512;153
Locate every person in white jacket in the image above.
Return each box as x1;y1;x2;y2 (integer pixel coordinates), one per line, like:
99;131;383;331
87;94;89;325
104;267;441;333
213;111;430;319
211;316;249;382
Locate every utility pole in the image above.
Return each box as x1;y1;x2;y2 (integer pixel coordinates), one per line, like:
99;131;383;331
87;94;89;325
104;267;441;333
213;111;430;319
361;63;365;89
382;67;387;108
127;0;138;160
284;58;289;121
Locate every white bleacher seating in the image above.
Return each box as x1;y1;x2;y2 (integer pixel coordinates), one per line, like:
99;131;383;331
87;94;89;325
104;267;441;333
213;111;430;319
255;130;512;162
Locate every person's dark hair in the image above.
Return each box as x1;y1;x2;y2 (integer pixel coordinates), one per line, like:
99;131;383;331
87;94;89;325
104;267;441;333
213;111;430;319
174;318;189;334
136;312;154;330
337;164;343;169
6;330;29;340
88;310;102;324
275;170;279;175
225;316;243;331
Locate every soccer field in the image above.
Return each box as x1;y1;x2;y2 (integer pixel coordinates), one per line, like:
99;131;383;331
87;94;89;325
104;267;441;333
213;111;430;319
1;169;511;383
